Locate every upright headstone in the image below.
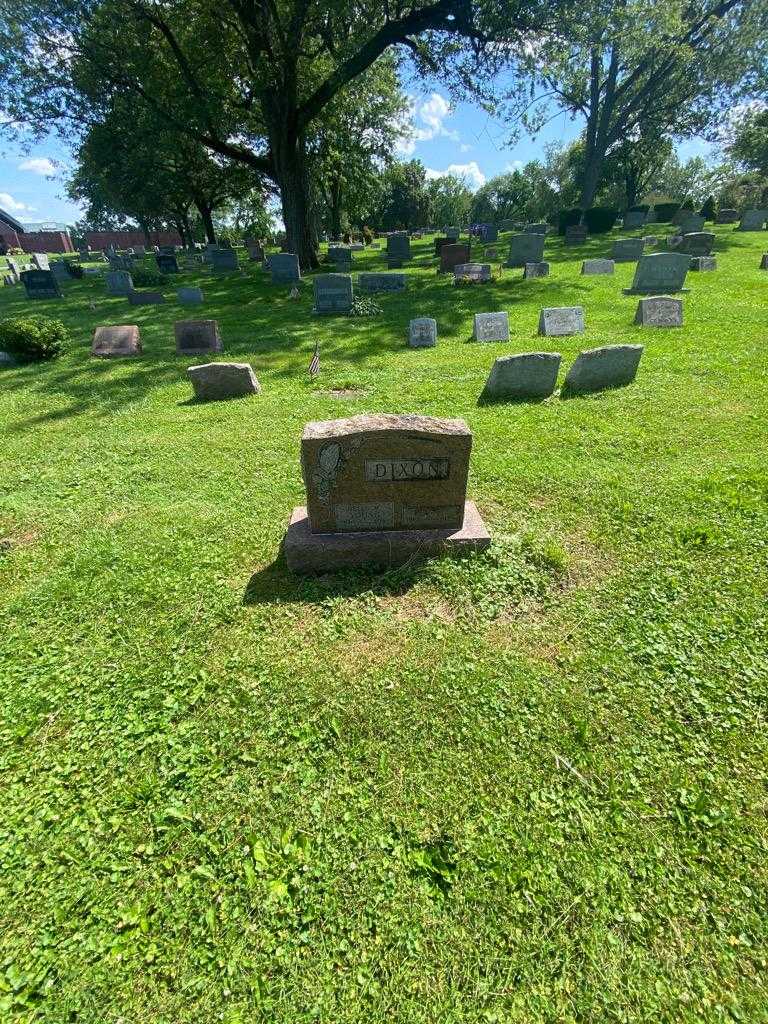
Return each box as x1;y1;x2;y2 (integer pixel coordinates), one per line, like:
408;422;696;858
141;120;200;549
440;243;471;273
314;274;353;314
736;209;767;231
760;253;768;270
473;311;509;342
386;233;411;262
134;244;146;256
481;352;561;401
50;261;70;283
623;210;647;230
91;325;142;357
357;272;406;293
634;297;683;327
175;319;223;355
670;232;715;256
247;242;265;262
581;258;614;275
716;209;738;224
524;262;549;279
565;224;588;245
30;253;50;271
212;249;238;273
524;223;548;235
178;287;204;304
612;238;644;262
625;252;690;294
434;236;450;256
445;227;460;241
106;271;134;296
505;233;545;267
270;253;301;284
22;270;61;299
678;214;705;234
156;253;179;274
563;345;643;394
328;246;352;268
538;306;585;336
484;224;499;243
408;318;437;348
284;414;490;572
187;362;259;400
454;263;491;283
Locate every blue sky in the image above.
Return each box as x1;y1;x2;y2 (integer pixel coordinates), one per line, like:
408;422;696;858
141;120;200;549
0;89;716;226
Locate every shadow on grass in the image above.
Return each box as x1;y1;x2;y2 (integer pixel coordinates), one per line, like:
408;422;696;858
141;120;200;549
243;543;425;605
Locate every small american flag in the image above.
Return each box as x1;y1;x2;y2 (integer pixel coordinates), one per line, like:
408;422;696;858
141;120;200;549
308;340;320;377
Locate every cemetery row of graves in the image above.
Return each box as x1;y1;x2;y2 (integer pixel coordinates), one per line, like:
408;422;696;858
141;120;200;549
1;213;767;1020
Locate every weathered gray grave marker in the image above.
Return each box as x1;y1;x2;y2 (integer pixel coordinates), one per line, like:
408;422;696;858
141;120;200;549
538;306;585;336
505;233;545;268
455;263;491;283
634;296;682;327
624;253;690;294
270;253;300;284
212;249;238;273
481;352;561;401
408;318;437;348
563;345;643;394
582;258;614;275
128;290;165;305
106;270;134;296
187;362;259;400
23;269;61;300
357;272;406;293
178;287;204;304
736;209;767;231
91;325;142;357
612;238;644;262
314;274;353;314
473;312;509;342
524;262;549;278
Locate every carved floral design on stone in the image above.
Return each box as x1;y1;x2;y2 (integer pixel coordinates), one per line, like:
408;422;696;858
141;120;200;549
312;437;363;503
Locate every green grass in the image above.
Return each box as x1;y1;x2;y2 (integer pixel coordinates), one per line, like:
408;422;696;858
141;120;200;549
1;228;767;1023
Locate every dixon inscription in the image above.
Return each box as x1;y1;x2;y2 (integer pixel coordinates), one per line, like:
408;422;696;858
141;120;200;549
364;458;449;482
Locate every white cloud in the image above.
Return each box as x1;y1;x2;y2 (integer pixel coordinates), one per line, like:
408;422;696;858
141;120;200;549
505;160;524;172
425;161;486;191
395;91;460;156
18;157;56;176
0;192;36;213
460;143;472;153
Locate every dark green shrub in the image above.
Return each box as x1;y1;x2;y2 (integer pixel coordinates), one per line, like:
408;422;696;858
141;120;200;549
654;202;680;222
680;199;695;211
584;206;618;233
627;204;650;213
700;196;716;221
0;315;69;362
131;268;168;287
68;263;84;279
557;208;582;235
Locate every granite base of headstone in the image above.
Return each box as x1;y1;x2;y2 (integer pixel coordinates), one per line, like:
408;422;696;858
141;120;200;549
538;306;585;336
175;320;223;355
187;362;259;400
129;290;165;305
473;311;509;342
563;345;643;395
634;296;683;327
283;413;490;573
481;352;561;401
92;325;142;357
408;318;437;348
524;262;549;279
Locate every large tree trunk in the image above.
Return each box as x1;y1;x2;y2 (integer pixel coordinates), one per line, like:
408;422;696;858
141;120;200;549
272;130;318;269
329;179;343;240
195;201;217;243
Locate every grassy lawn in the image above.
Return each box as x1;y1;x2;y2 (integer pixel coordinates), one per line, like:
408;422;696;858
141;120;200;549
1;228;767;1023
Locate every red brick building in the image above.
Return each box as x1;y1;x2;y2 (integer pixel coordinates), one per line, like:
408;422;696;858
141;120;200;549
0;208;74;253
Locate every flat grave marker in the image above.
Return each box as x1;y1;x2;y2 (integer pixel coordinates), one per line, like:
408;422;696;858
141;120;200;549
564;345;643;395
582;258;614;275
